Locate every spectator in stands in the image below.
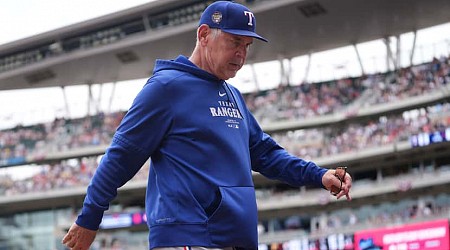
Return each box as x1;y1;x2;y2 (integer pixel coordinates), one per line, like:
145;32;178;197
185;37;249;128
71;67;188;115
62;2;352;250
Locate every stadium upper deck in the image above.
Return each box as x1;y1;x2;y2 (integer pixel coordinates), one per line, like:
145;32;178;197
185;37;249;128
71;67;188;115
0;0;449;91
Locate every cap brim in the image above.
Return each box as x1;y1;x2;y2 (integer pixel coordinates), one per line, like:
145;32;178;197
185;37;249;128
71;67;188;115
222;29;268;42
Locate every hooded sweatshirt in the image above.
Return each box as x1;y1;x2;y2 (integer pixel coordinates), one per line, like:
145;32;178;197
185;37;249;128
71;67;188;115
76;55;327;249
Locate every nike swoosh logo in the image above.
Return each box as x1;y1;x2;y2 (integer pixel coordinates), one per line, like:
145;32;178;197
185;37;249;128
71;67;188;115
219;91;226;97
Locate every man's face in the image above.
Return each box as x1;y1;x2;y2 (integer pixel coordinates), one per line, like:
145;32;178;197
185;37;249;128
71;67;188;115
205;29;253;80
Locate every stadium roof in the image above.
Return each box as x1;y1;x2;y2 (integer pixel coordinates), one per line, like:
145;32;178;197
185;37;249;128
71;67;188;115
0;0;449;91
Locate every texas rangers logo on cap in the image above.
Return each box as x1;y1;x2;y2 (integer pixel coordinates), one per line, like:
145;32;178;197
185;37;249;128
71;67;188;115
199;1;268;42
211;11;222;24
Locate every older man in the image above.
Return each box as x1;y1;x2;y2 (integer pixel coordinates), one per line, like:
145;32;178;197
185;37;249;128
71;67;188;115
62;1;352;250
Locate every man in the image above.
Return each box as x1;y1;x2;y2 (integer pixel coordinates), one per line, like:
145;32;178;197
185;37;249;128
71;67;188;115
62;1;352;249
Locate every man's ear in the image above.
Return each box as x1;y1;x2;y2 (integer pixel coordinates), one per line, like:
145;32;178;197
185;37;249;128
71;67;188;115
198;24;210;46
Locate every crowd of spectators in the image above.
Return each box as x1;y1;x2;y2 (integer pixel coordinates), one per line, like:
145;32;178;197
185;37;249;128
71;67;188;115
2;116;448;196
0;157;98;196
0;111;125;166
244;77;363;124
244;55;450;124
0;57;449;198
1;56;449;168
272;102;450;160
0;56;448;185
366;56;450;105
0;156;149;196
1;100;448;178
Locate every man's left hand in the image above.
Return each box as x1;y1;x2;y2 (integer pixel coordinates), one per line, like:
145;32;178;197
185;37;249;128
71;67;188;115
322;168;352;201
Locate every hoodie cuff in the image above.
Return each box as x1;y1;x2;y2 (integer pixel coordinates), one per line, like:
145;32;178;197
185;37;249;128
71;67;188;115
75;205;105;231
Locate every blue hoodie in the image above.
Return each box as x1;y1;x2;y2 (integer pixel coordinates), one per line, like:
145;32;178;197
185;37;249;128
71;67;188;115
76;55;327;249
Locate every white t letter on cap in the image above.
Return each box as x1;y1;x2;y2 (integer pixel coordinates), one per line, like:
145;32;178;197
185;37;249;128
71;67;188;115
244;11;254;26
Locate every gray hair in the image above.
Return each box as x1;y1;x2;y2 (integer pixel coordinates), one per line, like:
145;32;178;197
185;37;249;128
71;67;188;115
209;28;221;39
196;27;222;43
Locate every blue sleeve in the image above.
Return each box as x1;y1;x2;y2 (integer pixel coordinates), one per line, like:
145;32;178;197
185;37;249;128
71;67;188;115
247;111;327;188
76;78;172;230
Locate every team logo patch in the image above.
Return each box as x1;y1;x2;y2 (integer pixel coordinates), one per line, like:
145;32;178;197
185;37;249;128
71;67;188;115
211;11;222;24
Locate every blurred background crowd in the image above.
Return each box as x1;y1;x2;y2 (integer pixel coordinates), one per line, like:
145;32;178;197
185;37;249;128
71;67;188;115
1;55;449;239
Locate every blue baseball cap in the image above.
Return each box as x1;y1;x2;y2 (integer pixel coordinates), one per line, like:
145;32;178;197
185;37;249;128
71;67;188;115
199;1;268;42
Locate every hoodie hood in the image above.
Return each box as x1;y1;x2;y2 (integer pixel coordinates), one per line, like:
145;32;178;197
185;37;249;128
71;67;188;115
153;55;221;83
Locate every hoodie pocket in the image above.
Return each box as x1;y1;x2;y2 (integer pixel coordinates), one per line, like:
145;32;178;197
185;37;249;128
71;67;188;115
207;186;258;248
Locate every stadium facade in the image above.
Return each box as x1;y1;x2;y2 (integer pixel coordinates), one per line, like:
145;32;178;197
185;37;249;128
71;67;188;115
1;0;450;249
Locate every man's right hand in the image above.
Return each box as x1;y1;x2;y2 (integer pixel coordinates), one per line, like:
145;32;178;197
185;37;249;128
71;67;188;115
62;223;97;250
